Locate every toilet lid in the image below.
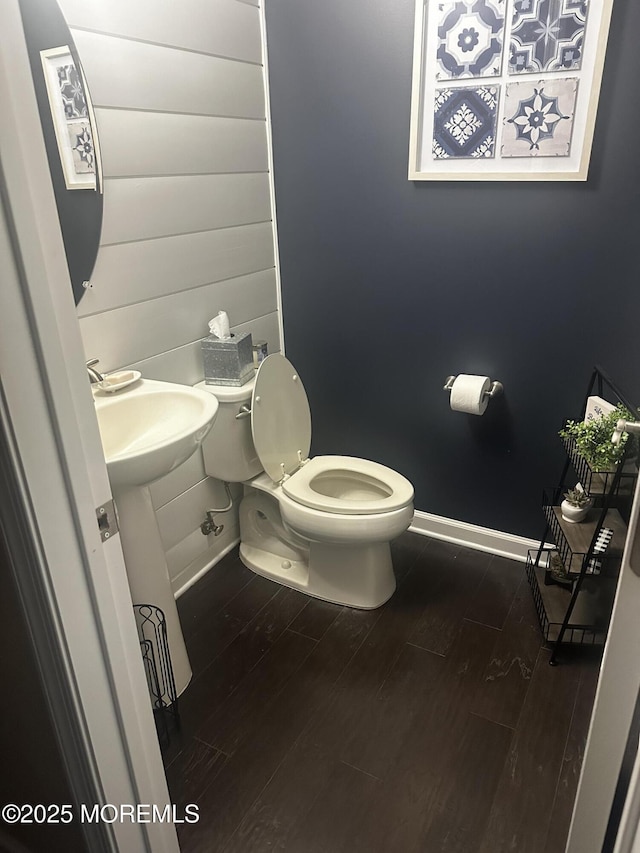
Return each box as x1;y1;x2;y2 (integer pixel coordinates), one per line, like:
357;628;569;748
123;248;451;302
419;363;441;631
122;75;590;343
251;354;311;483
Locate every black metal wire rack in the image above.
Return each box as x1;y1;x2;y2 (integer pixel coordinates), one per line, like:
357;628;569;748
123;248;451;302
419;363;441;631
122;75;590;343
526;550;609;647
134;603;180;746
528;365;638;665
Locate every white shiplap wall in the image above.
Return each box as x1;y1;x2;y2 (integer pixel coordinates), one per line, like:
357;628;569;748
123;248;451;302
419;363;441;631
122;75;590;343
58;0;280;593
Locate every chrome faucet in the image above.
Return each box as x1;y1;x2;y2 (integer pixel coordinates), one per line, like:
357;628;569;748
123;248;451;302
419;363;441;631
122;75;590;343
86;358;105;384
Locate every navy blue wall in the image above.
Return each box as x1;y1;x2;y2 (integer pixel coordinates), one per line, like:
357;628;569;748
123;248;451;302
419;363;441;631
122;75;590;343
264;0;640;539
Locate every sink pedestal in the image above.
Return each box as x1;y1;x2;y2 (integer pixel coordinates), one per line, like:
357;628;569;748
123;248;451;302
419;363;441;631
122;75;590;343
115;484;192;698
92;377;219;703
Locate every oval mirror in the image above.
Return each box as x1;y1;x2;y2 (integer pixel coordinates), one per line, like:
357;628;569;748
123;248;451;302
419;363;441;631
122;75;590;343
19;0;103;306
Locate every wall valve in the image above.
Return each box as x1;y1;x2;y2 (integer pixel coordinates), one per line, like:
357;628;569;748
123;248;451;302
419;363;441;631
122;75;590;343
201;511;224;537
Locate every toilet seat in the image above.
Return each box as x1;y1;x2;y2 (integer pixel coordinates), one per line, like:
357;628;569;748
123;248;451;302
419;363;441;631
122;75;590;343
282;455;413;515
251;355;413;517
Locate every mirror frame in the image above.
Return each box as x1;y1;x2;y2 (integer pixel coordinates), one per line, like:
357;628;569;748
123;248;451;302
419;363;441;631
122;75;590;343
18;0;103;306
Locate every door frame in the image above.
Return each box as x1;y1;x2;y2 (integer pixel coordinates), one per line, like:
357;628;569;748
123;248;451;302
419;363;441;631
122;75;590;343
567;465;640;852
4;0;640;849
0;1;179;850
612;742;640;853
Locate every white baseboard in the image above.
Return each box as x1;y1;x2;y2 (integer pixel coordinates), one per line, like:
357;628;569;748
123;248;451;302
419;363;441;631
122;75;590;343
174;535;240;598
410;510;551;563
175;512;547;591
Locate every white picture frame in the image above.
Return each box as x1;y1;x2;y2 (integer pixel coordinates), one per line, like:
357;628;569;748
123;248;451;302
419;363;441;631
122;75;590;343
408;0;614;181
40;46;97;190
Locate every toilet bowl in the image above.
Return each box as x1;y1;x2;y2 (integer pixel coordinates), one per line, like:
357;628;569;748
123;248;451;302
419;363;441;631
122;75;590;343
198;354;414;609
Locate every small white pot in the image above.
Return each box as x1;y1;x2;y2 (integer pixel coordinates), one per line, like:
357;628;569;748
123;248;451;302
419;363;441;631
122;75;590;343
561;499;592;523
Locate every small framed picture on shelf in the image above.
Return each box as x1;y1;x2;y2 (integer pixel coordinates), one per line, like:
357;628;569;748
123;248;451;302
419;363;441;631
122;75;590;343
408;0;614;181
584;395;616;423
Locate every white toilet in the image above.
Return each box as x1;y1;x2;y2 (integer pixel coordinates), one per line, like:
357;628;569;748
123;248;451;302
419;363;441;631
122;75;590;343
197;354;414;609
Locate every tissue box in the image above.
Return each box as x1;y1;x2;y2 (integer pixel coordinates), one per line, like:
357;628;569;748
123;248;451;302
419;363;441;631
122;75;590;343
201;332;254;386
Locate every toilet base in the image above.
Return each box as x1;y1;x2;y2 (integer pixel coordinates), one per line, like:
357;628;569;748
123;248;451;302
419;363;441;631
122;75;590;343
239;533;396;610
239;489;398;609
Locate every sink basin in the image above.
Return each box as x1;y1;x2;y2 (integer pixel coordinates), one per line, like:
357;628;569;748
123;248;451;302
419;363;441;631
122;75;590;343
93;378;219;488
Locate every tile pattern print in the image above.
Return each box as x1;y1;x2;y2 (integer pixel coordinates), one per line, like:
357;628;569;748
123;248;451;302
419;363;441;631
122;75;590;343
433;86;499;158
57;63;88;119
437;0;506;79
68;121;96;174
56;60;95;178
509;0;589;74
501;77;578;157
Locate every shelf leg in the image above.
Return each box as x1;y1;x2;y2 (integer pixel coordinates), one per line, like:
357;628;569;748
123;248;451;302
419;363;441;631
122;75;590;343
535;521;551;569
550;571;588;665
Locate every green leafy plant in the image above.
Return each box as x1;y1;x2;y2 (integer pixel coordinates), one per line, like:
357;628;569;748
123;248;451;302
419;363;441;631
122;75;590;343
559;404;636;469
563;487;591;508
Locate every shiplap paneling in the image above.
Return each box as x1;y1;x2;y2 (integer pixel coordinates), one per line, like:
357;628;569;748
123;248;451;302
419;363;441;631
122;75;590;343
126;343;210;387
58;0;262;65
151;455;242;518
80;269;278;371
80;223;274;316
125;319;282;387
71;0;280;585
170;519;240;595
149;449;207;510
71;30;265;118
97;110;268;179
167;530;213;588
100;173;272;245
232;311;281;356
156;478;232;552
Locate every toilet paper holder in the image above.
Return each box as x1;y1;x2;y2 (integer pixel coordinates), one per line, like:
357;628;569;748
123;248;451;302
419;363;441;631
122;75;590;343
443;375;503;399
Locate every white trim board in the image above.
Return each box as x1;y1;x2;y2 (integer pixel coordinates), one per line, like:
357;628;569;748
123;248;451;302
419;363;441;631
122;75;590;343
259;0;285;355
410;510;552;563
172;513;544;597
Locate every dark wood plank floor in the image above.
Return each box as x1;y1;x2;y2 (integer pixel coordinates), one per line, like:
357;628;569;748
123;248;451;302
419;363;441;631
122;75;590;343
164;533;602;853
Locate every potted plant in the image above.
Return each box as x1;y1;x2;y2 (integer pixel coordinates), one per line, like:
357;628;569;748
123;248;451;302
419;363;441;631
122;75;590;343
561;487;593;523
559;403;636;470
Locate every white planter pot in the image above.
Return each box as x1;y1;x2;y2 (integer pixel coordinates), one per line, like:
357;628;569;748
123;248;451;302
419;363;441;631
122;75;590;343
561;499;592;523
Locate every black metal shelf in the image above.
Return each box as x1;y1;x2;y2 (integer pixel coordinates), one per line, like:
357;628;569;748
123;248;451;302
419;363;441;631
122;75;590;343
526;551;613;645
561;435;637;498
526;365;638;664
542;492;626;576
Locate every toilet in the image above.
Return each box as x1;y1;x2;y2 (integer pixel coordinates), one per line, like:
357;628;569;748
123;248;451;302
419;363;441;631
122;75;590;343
197;354;414;609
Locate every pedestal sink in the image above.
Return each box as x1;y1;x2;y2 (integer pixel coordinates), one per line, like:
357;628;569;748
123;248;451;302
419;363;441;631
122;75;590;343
93;378;219;698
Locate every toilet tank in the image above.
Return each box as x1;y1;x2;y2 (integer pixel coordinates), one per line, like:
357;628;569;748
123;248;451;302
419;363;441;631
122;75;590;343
194;379;263;482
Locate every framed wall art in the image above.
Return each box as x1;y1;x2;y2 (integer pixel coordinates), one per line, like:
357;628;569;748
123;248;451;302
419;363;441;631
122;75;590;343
408;0;614;181
40;46;97;190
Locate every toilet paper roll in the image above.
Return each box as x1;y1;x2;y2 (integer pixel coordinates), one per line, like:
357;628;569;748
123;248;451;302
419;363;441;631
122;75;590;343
450;374;491;416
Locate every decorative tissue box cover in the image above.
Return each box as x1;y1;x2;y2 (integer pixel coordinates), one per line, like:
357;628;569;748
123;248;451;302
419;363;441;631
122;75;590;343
202;331;254;386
